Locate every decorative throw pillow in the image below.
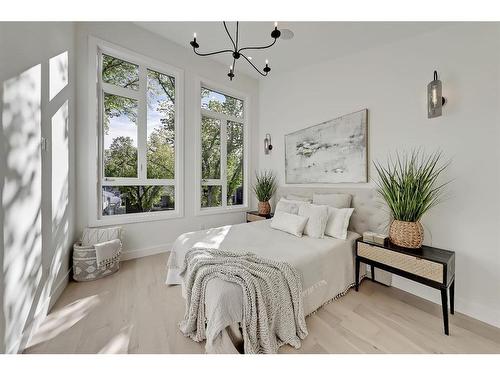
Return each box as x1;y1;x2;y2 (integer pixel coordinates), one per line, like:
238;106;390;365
312;193;352;209
324;207;355;240
275;198;304;215
81;226;122;246
297;203;329;239
286;194;312;202
271;211;309;237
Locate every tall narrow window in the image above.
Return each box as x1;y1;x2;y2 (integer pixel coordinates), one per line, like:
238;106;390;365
98;49;181;220
199;86;246;212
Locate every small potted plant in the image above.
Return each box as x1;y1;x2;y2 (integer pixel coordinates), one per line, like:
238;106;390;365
373;150;450;249
253;170;278;216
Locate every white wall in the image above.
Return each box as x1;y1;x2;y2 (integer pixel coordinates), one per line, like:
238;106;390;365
0;22;77;353
258;23;500;327
75;23;260;257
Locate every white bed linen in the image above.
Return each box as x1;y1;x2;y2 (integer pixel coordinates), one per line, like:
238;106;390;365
166;220;362;353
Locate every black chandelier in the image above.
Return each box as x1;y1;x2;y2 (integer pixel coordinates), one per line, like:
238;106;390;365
190;21;281;81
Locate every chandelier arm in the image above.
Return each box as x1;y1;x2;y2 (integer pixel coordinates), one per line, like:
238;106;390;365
238;38;277;53
223;21;237;50
193;48;234;57
240;53;268;77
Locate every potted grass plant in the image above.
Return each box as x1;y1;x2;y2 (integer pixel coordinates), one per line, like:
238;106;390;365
253;170;278;216
373;150;450;249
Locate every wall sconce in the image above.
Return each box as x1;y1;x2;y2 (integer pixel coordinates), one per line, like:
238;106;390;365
428;70;447;118
264;133;273;154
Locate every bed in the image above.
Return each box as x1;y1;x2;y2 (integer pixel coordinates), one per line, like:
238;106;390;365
166;187;389;353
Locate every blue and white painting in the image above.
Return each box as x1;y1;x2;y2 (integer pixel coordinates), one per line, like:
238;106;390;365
285;109;367;183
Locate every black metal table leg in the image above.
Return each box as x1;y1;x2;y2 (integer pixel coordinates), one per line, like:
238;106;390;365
371;265;375;281
450;280;455;315
441;288;449;335
355;258;360;292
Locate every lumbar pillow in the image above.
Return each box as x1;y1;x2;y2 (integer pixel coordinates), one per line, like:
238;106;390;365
271;211;308;237
286;194;312;202
324;207;355;240
312;193;352;209
297;203;329;239
275;198;304;215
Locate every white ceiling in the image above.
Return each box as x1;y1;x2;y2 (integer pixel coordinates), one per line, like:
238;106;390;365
135;22;450;80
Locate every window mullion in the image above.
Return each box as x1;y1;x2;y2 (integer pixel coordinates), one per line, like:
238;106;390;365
101;82;140;100
137;64;147;182
221;119;228;208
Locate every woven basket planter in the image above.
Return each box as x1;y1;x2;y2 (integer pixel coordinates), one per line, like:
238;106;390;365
258;201;271;215
389;220;424;249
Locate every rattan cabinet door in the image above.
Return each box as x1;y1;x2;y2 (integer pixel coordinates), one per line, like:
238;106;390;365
358;242;443;283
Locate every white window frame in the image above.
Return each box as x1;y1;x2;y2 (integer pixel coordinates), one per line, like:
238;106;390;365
194;77;249;216
87;36;184;226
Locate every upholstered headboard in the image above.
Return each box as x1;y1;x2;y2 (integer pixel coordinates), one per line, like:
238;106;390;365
275;186;389;235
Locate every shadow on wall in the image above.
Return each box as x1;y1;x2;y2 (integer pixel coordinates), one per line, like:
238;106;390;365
1;64;43;354
1;49;71;353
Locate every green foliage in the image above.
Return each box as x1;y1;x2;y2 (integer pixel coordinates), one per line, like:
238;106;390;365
200;89;244;207
147;70;175;180
252;170;277;202
201;117;221;180
103;58;245;212
201;87;243;118
103;54;139;89
103;57;176;213
104;136;137;178
373;150;450;222
226;121;244;205
103;93;138;135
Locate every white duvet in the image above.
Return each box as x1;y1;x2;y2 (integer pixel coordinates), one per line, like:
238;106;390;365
166;220;361;353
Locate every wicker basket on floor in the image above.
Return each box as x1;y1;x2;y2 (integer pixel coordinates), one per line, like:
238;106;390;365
72;243;120;282
72;226;122;282
389;220;424;249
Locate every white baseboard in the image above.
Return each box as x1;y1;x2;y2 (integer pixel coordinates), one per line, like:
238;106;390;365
121;243;172;261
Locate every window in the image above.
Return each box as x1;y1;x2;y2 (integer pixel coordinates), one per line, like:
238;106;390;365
94;42;183;224
198;86;247;213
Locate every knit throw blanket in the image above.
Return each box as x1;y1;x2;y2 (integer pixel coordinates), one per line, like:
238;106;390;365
178;248;309;354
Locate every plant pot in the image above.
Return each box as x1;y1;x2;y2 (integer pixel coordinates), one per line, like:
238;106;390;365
258;201;271;216
389;220;424;249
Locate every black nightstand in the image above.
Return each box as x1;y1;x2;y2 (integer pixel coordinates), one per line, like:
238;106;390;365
355;238;456;335
246;211;274;223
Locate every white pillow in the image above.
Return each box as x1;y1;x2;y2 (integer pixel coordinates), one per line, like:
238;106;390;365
275;198;304;215
271;211;308;237
286;194;312;202
297;203;329;239
312;193;352;209
324;207;355;240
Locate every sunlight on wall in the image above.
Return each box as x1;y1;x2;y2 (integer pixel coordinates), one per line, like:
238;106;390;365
51;100;69;227
2;64;43;353
29;61;71;351
49;51;68;101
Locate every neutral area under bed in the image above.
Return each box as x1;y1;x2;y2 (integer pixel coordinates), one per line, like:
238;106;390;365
166;219;363;353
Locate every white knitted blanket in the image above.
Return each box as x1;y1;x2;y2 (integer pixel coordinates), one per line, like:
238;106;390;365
178;248;308;354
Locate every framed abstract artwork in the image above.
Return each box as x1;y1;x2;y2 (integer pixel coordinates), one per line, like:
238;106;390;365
285;109;368;184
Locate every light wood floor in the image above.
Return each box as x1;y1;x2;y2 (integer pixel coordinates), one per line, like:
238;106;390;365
24;253;500;354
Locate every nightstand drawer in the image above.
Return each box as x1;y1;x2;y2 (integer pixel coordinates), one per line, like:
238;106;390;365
358;242;443;283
